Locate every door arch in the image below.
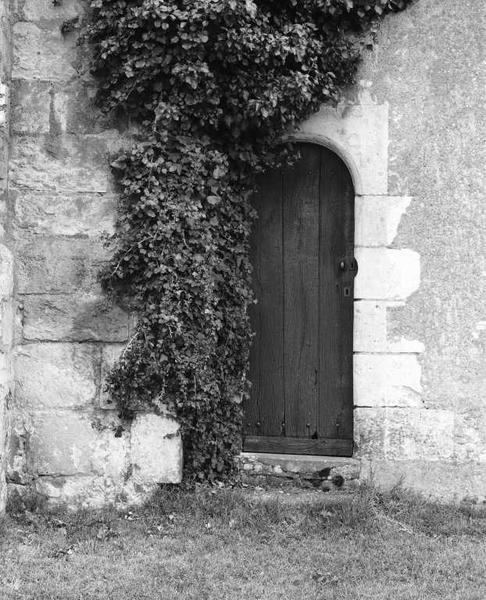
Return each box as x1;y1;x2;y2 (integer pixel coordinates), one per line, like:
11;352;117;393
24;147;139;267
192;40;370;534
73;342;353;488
243;143;355;456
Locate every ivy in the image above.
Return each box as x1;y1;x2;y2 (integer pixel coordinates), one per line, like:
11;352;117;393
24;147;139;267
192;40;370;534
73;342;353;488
84;0;413;481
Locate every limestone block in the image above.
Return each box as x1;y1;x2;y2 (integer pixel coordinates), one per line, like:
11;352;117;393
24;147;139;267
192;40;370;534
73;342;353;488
0;245;13;297
354;353;422;407
0;299;15;349
354;301;424;353
30;411;99;476
15;343;99;410
353;300;424;354
354;248;420;300
11;80;51;134
21;293;130;343
453;412;486;463
359;459;486;503
9;133;124;193
13;22;77;82
90;418;130;480
354;408;386;458
130;414;183;485
355;196;412;247
16;0;83;23
384;408;454;461
298;99;389;195
15;237;109;294
11;79;114;135
355;407;454;462
35;475;122;510
0;475;5;514
13;189;116;237
354;302;387;351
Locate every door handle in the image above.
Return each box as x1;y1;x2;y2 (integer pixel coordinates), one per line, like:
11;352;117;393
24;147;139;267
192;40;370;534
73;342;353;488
338;258;358;275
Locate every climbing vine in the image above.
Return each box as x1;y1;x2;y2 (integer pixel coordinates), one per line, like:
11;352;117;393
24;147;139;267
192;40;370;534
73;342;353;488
85;0;413;480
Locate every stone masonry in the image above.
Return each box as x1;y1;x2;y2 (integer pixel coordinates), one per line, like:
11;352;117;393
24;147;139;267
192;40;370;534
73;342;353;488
0;0;15;513
5;0;182;509
0;0;484;509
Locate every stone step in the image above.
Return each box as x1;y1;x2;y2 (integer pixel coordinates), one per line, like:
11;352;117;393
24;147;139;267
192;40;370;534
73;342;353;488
238;453;361;491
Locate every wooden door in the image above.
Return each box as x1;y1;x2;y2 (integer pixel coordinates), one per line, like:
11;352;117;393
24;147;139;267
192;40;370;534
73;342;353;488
243;144;355;456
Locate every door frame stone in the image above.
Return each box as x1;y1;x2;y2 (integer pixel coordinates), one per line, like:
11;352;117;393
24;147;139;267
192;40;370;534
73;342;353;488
289;94;424;470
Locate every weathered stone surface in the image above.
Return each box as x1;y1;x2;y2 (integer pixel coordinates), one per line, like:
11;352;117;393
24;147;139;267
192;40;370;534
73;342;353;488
355;196;412;247
31;412;182;508
131;414;183;485
385;408;454;461
13;189;116;237
14;409;132;508
30;411;99;476
0;399;7;511
14;0;84;23
354;248;420;300
89;414;130;480
10;80;52;134
354;353;423;408
35;474;123;509
20;293;130;343
354;301;424;353
15;343;99;410
0;2;13;515
355;407;454;462
0;300;14;350
9;133;124;193
11;79;115;135
360;459;486;503
453;411;486;463
13;22;77;82
353;408;386;459
0;245;13;297
15;237;109;294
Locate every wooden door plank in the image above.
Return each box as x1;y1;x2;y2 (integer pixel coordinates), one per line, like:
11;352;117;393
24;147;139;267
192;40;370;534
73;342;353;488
243;435;353;456
318;147;354;441
245;169;285;439
282;145;320;439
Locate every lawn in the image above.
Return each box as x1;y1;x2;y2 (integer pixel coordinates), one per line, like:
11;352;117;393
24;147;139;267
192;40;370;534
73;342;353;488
1;483;485;600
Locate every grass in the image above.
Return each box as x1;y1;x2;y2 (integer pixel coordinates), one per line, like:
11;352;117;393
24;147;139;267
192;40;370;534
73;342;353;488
1;483;486;600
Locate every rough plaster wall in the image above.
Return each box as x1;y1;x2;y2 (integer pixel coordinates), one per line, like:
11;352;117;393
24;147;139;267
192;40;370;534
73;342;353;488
0;0;14;513
357;0;486;498
7;0;182;508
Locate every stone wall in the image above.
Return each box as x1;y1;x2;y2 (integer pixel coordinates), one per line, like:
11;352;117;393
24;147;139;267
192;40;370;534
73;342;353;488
291;0;486;502
2;0;485;508
353;0;486;500
6;0;182;509
0;0;14;513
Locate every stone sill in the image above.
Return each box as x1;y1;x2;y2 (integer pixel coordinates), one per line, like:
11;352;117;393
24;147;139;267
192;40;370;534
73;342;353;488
239;452;361;481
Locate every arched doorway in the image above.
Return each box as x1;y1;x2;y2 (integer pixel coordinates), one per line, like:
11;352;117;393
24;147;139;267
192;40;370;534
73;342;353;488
243;143;356;456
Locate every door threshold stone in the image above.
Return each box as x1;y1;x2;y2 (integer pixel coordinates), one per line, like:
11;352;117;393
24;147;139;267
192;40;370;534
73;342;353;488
238;452;360;490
